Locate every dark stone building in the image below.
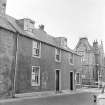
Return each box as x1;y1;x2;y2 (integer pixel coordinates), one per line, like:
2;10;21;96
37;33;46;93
0;0;82;97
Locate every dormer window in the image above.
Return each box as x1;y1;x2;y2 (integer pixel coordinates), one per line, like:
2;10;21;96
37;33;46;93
24;19;35;32
55;48;61;62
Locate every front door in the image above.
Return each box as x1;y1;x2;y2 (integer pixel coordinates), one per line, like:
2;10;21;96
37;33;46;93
70;71;73;90
56;70;60;91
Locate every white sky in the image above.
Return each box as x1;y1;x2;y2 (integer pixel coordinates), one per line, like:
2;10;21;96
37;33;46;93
6;0;105;50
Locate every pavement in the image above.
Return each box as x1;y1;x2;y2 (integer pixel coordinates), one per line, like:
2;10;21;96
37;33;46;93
0;87;102;103
97;92;105;105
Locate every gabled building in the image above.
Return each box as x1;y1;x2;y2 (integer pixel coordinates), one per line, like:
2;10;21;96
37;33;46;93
0;0;82;97
75;37;105;87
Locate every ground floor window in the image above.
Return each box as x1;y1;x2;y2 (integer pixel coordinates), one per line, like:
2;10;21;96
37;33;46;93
31;66;40;86
76;72;80;84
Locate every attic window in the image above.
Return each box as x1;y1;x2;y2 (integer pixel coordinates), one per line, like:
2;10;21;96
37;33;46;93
24;19;35;32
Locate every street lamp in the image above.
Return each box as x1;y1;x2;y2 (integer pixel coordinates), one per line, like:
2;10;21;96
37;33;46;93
94;64;99;87
96;64;102;88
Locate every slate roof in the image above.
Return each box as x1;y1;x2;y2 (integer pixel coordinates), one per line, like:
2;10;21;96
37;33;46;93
0;14;78;55
0;16;16;32
6;15;26;35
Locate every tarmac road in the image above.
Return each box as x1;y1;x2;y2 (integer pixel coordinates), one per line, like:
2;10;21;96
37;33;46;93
1;92;98;105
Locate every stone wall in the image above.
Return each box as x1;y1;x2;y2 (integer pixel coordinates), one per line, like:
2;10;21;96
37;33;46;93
0;29;15;97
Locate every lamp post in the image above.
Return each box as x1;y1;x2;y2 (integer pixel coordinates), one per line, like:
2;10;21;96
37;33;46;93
98;66;102;88
96;64;99;80
95;64;99;87
96;64;102;88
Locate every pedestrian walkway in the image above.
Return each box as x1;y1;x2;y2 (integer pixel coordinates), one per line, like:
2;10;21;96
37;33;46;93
97;93;105;105
0;88;101;103
81;87;101;93
15;88;101;100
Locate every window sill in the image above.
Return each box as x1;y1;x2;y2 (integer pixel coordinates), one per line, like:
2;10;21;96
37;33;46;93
55;60;61;63
32;55;41;58
31;84;40;87
69;63;74;65
76;83;81;85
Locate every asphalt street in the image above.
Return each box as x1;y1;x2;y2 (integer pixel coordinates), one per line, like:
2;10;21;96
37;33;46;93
1;92;97;105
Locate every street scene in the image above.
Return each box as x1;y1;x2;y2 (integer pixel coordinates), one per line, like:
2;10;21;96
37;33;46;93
0;0;105;105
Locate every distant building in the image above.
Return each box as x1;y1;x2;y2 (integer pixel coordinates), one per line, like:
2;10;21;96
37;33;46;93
75;37;105;87
0;0;82;97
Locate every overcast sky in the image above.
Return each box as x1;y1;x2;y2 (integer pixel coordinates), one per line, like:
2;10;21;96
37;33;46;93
6;0;105;50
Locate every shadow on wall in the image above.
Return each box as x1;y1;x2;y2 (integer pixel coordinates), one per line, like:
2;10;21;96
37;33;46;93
15;53;31;93
0;54;12;97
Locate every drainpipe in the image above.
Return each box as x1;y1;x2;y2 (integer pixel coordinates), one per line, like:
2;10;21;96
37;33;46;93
12;32;18;98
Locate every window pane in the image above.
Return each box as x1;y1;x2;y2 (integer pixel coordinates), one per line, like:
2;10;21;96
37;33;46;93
37;42;40;48
33;49;39;56
76;73;80;84
56;49;60;55
32;67;40;86
33;41;38;48
55;48;61;61
70;53;73;64
56;55;60;61
32;41;40;57
32;74;35;80
24;20;28;31
35;75;39;84
35;67;39;73
70;59;73;64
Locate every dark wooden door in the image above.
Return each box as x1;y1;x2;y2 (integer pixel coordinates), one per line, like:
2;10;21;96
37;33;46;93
56;70;59;91
70;72;73;90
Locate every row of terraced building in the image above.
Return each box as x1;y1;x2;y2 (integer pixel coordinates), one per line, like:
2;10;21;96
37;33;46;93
0;0;104;97
0;0;82;97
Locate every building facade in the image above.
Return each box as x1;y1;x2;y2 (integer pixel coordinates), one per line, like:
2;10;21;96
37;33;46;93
75;37;105;87
0;0;82;96
15;31;81;93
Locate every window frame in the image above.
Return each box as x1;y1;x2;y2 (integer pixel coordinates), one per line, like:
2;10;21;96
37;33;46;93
32;40;41;58
31;66;40;86
24;19;34;32
75;72;81;85
69;53;74;65
55;48;61;62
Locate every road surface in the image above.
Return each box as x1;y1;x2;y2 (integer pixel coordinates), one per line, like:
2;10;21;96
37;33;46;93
1;92;97;105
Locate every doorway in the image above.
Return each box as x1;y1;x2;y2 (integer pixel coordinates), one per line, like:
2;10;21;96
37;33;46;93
55;70;60;91
70;71;74;90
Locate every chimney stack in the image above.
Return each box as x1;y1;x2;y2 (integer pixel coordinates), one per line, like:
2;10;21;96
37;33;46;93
0;0;7;16
39;24;44;31
93;40;98;49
